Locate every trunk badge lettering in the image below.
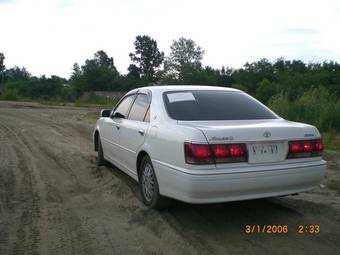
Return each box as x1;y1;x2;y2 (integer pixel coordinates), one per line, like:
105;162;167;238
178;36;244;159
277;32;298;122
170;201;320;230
210;136;234;141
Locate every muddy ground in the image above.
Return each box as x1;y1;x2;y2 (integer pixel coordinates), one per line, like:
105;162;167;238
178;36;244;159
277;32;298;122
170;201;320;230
0;100;340;255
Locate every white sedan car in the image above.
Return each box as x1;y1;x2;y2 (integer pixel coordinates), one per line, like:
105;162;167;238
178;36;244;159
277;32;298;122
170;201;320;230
93;86;326;209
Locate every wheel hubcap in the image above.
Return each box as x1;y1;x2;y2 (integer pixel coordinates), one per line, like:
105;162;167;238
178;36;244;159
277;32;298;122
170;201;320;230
142;163;155;202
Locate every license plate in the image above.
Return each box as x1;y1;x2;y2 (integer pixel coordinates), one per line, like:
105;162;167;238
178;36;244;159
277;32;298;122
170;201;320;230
248;142;286;163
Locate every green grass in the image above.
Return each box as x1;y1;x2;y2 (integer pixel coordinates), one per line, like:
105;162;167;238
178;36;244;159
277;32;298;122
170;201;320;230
325;180;340;194
0;94;117;108
75;96;114;107
322;130;340;151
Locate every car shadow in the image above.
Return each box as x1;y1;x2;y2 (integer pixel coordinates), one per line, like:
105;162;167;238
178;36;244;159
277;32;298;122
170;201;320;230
104;161;332;235
97;161;340;254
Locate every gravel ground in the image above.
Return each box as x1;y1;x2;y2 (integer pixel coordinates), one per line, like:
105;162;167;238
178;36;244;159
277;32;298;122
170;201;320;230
0;100;340;255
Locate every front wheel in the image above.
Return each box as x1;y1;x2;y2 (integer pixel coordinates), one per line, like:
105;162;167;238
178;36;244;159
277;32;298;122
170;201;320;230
139;156;170;209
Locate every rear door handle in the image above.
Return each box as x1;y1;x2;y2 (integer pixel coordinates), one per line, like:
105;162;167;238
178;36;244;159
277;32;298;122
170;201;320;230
138;129;145;136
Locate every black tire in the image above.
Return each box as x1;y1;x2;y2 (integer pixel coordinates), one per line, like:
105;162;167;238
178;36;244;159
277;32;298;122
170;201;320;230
139;156;170;210
96;136;106;166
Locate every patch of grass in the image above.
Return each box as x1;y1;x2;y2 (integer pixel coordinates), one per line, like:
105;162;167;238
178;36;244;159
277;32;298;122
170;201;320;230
322;130;340;151
0;89;29;101
37;100;68;106
75;96;115;107
83;111;101;124
323;151;340;169
325;180;340;194
0;94;117;108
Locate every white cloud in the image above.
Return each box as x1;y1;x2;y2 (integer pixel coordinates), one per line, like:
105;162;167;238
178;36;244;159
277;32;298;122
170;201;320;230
0;0;340;78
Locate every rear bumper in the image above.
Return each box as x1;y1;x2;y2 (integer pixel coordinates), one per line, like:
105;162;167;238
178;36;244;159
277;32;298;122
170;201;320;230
153;160;326;204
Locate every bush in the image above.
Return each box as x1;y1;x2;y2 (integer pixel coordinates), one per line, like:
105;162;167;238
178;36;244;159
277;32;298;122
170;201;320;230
256;78;278;103
0;89;19;101
268;87;340;132
231;83;248;92
268;92;290;118
75;94;112;106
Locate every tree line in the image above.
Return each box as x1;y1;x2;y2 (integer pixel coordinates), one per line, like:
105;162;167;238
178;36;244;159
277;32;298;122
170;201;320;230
1;35;340;132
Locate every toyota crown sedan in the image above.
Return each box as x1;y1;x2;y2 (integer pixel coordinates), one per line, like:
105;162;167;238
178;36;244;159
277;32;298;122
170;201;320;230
93;86;326;209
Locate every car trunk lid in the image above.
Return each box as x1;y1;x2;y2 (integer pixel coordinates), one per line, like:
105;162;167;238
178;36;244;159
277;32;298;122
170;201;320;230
178;119;319;166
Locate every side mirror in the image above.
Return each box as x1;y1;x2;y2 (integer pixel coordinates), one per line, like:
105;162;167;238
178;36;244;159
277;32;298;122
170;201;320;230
100;109;111;118
112;112;125;119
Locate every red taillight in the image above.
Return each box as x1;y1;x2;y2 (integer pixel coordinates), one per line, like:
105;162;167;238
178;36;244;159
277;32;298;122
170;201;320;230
287;139;323;158
185;143;247;164
184;143;214;164
303;141;313;152
229;144;246;157
290;142;303;153
188;143;212;158
315;140;324;151
211;144;229;157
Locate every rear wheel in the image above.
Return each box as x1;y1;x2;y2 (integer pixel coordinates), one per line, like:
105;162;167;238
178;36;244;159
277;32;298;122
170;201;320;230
139;156;170;209
96;135;106;166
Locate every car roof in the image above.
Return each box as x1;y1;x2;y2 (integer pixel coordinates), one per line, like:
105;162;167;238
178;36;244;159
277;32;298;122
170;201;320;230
129;85;241;94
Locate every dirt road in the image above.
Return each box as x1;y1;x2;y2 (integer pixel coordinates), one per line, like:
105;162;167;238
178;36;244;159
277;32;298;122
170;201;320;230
0;101;340;255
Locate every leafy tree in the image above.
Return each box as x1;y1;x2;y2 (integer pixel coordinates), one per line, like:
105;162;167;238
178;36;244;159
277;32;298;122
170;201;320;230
129;35;164;82
5;75;64;99
231;83;248;92
165;37;204;81
0;52;5;73
69;50;120;95
72;63;82;76
127;64;141;79
0;52;5;90
232;58;274;93
85;50;116;71
5;66;30;82
69;63;85;98
268;92;290;118
255;78;278;103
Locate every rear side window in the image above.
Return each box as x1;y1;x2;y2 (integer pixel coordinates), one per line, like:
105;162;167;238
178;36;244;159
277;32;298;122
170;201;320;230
114;94;135;117
128;93;150;122
144;107;150;122
163;90;278;121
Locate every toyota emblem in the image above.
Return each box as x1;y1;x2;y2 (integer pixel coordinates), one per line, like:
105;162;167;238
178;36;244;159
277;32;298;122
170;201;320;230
263;131;271;138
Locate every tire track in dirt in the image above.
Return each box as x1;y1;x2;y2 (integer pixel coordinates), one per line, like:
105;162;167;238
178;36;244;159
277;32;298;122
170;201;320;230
0;116;96;255
0;122;41;255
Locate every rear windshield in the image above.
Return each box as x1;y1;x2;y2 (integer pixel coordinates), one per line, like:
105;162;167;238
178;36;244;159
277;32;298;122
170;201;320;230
163;90;278;121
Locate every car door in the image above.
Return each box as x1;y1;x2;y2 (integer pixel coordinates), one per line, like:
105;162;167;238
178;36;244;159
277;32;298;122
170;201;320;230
117;92;151;175
101;94;136;163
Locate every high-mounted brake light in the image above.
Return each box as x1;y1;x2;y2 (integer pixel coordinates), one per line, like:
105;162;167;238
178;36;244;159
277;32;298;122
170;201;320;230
287;139;323;158
184;142;247;164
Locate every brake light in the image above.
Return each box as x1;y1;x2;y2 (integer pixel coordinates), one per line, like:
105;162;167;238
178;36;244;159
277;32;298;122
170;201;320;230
229;144;246;157
186;143;212;158
184;143;214;164
290;142;303;153
315;140;324;151
211;144;229;157
287;139;323;158
185;143;247;164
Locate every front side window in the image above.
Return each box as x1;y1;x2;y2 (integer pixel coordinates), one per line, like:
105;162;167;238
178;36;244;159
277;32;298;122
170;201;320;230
114;94;135;117
128;93;150;122
163;90;278;121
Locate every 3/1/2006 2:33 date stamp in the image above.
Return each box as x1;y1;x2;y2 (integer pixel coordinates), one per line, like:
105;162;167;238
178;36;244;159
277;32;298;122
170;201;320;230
244;224;320;234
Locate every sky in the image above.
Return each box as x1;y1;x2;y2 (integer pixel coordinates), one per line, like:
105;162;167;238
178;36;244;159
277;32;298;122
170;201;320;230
1;0;340;78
